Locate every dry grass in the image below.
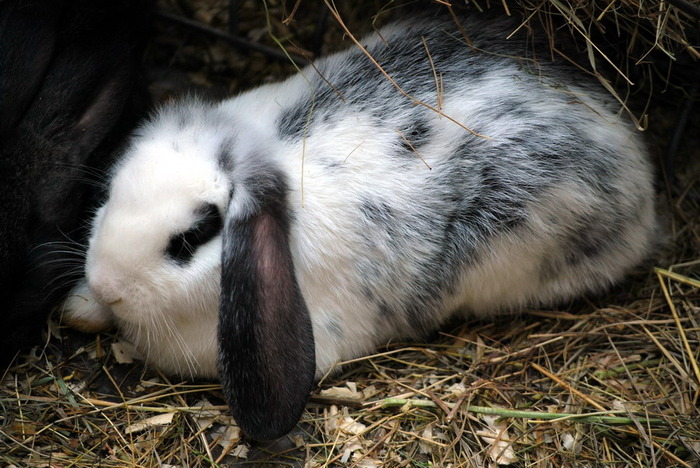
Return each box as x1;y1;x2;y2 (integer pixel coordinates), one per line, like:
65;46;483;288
2;1;699;466
3;264;700;466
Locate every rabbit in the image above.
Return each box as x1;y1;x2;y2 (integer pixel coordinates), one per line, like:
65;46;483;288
62;10;658;440
0;0;152;368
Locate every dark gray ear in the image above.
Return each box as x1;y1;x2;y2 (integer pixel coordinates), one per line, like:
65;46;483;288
217;171;316;441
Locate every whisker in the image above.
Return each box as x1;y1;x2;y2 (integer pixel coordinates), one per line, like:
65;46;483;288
26;256;85;275
45;269;86;291
157;307;200;379
32;160;116;188
31;251;86;261
29;240;85;254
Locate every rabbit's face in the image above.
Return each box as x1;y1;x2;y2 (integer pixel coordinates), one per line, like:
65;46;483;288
85;135;230;330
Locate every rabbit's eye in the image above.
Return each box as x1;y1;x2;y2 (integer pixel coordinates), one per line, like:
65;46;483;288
166;203;223;265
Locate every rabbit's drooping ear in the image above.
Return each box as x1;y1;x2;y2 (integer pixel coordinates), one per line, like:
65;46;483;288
218;170;316;441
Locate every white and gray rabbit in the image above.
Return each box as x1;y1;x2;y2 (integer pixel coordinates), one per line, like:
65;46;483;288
62;11;658;440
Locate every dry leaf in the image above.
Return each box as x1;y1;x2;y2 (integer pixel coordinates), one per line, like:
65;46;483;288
124;412;175;434
351;454;380;468
191;397;221;431
362;385;380;400
321;386;363;400
231;443;249;459
326;405;367;437
478;415;517;465
305;458;323;468
111;340;143;364
67;381;87;394
214;424;242;451
475;334;485;363
613;399;641;412
340;447;354;464
292;434;306;448
320;382;379;401
561;433;581;453
447;382;467;397
134;378;161;393
141;378;161;388
419;426;434;454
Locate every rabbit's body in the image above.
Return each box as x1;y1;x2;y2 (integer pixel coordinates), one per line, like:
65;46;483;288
64;13;657;439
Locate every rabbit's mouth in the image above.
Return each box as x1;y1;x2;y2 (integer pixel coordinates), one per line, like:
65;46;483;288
87;277;122;307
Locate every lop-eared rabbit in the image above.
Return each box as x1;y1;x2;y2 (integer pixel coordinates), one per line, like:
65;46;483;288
63;11;657;440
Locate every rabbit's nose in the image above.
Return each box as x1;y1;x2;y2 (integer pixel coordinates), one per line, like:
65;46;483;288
87;271;123;306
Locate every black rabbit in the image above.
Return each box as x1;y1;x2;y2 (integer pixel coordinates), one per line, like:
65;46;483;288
0;0;153;367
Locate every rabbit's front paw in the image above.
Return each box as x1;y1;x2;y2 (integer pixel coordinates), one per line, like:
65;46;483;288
61;279;114;333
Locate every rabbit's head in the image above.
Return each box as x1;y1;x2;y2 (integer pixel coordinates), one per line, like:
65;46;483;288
82;100;316;439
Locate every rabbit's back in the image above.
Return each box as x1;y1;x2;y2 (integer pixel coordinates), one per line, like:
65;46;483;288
214;14;656;367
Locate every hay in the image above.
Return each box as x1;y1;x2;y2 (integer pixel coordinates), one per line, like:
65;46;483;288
3;270;700;466
2;1;699;466
510;0;700;129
